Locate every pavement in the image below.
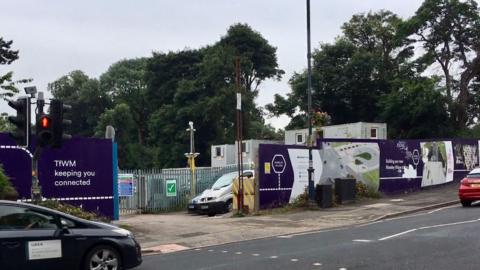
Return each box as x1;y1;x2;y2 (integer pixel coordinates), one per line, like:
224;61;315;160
115;182;460;254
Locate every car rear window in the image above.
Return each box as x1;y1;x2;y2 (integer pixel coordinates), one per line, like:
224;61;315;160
466;173;480;178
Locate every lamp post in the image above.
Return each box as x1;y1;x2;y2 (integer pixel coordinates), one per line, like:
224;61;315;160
185;121;199;197
306;0;315;203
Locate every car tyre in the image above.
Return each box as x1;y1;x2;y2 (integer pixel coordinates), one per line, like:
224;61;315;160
461;200;472;207
84;245;122;270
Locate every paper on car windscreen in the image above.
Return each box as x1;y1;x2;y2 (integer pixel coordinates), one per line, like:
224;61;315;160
28;240;62;260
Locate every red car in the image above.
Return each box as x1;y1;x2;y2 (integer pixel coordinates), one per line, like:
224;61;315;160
459;168;480;207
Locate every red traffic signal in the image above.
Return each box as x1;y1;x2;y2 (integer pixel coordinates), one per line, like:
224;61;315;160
40;116;51;129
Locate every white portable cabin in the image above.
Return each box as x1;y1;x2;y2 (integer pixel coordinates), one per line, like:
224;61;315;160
211;144;236;167
284;122;387;145
322;122;387;139
234;139;283;165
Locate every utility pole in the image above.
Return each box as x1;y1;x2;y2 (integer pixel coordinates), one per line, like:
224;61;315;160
306;0;315;203
235;56;244;214
185;121;199;197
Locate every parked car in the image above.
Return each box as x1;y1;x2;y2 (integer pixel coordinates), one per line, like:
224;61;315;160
459;168;480;207
188;170;254;216
0;200;142;270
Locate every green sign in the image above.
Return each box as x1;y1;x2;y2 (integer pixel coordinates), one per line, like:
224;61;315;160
166;179;177;197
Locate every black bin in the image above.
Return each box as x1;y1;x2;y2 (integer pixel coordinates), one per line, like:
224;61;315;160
335;178;356;204
315;184;333;208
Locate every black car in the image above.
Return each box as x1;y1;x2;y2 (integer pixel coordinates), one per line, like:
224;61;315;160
0;200;142;270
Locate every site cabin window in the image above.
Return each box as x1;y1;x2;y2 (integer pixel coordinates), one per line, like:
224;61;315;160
215;147;222;157
370;128;378;139
296;133;303;143
241;142;249;153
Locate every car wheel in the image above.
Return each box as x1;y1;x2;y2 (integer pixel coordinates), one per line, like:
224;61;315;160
84;245;121;270
461;200;472;207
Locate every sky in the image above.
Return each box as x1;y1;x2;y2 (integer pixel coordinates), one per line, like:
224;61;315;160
0;0;426;130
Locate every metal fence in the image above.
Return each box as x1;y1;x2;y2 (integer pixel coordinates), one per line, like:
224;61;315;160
119;163;253;214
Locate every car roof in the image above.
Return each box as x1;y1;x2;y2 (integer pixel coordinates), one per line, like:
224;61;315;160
469;168;480;174
0;200;84;221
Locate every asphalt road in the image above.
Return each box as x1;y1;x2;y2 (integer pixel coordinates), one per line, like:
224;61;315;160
137;203;480;270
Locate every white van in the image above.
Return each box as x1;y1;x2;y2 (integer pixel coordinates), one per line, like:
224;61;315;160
188;170;254;216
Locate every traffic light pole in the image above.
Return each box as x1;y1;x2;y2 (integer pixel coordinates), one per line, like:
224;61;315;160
31;147;43;203
31;92;45;203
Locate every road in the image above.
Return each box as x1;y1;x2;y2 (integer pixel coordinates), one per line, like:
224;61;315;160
137;204;480;270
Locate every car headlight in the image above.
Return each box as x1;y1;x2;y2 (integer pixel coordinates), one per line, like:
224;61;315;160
113;228;134;238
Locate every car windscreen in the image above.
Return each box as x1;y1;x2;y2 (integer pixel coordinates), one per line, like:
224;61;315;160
212;172;238;190
466;173;480;178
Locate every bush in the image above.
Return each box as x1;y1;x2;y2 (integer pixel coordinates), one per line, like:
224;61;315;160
0;165;18;200
38;200;107;222
356;181;382;199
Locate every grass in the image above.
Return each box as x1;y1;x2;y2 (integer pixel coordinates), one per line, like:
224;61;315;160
355;152;372;160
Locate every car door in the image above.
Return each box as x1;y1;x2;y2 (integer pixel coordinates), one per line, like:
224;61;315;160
0;204;67;270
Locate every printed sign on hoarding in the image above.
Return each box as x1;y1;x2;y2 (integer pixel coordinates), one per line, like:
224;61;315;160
118;173;134;197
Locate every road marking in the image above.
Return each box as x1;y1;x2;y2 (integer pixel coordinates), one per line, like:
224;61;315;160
235;252;242;255
221;250;228;253
277;235;293;239
208;249;214;252
252;253;260;256
291;258;298;262
194;248;201;251
313;262;322;266
270;255;278;259
339;268;347;270
352;239;372;243
379;229;417;241
379;219;480;241
428;205;457;214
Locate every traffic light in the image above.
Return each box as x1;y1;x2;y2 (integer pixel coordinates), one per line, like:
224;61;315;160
36;114;53;147
49;99;72;148
7;97;31;147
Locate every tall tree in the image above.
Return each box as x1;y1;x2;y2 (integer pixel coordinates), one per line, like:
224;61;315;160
100;58;149;145
49;70;112;137
400;0;480;128
0;37;30;99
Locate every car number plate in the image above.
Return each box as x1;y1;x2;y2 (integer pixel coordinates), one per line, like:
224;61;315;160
471;184;480;187
188;205;195;209
201;205;209;209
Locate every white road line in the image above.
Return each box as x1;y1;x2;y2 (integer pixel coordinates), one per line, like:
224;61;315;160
313;262;322;266
379;229;417;241
379;219;480;241
235;252;242;255
352;239;373;243
277;235;293;239
252;253;260;257
269;255;278;259
428;205;457;214
221;250;228;253
291;259;298;262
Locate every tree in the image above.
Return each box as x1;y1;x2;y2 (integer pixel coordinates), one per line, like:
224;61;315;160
0;37;30;100
100;58;149;145
49;70;112;137
380;77;451;138
267;11;411;129
400;0;480;128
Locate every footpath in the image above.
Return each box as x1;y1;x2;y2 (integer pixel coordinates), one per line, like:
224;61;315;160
115;183;459;254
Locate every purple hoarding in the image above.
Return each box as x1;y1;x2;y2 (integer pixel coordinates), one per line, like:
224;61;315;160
0;133;115;219
258;138;478;209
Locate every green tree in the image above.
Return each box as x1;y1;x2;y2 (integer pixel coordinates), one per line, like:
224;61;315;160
49;70;112;137
380;77;451;138
0;37;30;100
400;0;480;128
100;58;149;145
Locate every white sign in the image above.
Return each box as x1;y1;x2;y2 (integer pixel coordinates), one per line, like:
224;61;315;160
28;240;62;260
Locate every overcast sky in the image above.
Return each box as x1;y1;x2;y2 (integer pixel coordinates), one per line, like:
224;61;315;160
1;0;426;129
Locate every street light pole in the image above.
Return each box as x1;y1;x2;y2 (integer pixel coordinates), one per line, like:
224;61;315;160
306;0;315;203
